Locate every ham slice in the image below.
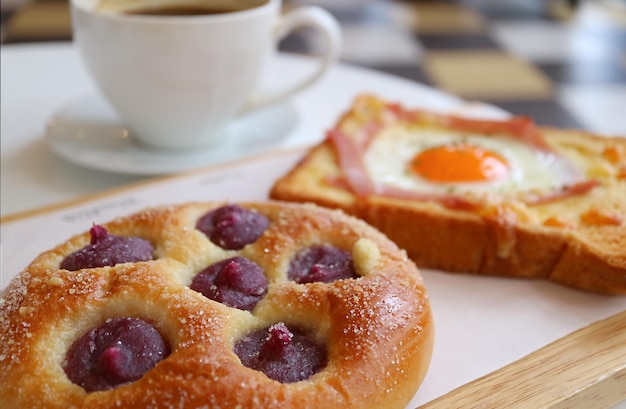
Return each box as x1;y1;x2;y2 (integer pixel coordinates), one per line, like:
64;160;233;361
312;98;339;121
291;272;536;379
327;129;376;197
526;180;600;206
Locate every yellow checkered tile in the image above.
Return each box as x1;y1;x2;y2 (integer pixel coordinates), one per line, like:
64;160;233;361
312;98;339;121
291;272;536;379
408;3;486;34
6;1;72;42
424;50;554;100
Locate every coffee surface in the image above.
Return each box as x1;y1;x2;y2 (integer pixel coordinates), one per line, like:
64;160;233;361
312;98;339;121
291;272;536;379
126;7;238;16
96;0;269;16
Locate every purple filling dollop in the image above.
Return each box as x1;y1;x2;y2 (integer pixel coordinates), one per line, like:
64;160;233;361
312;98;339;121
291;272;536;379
60;225;154;271
234;322;326;383
196;204;270;250
190;256;267;311
288;245;358;284
64;317;169;392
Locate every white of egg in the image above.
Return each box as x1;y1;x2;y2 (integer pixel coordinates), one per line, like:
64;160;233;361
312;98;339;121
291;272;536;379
363;125;582;200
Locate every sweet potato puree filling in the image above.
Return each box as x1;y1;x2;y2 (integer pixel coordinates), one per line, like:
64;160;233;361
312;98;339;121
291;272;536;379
191;256;268;311
60;225;153;271
196;204;270;250
288;245;359;284
234;322;327;383
64;318;170;392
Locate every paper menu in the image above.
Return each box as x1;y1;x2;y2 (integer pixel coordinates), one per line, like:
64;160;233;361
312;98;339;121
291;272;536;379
1;148;625;408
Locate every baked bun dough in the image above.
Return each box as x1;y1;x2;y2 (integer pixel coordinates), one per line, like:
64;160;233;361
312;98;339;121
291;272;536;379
0;201;433;409
270;95;626;295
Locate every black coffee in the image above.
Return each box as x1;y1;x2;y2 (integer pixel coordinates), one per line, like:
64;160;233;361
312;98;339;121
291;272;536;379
123;1;268;16
126;7;234;15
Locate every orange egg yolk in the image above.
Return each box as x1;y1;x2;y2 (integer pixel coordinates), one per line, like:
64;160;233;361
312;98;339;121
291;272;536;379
410;143;509;182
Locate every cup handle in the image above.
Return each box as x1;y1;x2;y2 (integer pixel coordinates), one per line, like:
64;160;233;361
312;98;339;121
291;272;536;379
242;6;341;113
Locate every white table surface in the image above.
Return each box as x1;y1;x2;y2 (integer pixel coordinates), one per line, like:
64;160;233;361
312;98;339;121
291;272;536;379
2;42;625;409
0;42;466;218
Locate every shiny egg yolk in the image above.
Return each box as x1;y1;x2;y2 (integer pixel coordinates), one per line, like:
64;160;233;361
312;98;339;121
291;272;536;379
410;143;509;183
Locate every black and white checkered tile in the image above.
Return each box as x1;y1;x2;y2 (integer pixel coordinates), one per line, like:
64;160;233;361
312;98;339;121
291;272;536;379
2;0;625;135
282;0;626;135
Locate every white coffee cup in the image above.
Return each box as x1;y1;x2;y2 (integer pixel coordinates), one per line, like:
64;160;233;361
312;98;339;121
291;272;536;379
70;0;341;150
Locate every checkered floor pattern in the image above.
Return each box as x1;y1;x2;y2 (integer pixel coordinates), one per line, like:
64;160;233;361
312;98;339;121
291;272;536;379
3;0;626;135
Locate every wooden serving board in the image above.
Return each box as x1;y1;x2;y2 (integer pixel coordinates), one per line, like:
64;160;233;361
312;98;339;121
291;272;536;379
2;149;625;409
418;310;626;409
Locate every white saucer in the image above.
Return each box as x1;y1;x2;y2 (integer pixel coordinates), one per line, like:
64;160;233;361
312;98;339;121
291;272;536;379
45;93;299;175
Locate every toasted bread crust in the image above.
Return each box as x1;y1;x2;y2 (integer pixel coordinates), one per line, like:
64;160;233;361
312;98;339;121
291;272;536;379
270;95;626;295
0;201;433;409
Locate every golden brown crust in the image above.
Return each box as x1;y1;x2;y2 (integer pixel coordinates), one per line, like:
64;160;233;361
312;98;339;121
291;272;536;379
269;95;626;295
0;201;433;409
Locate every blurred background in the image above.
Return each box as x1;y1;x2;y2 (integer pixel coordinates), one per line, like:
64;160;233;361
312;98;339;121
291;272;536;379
2;0;626;134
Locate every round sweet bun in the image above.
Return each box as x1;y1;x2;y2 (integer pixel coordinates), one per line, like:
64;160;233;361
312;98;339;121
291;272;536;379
0;201;433;409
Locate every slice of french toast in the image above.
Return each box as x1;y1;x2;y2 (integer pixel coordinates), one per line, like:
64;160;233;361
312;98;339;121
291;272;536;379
270;95;626;295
